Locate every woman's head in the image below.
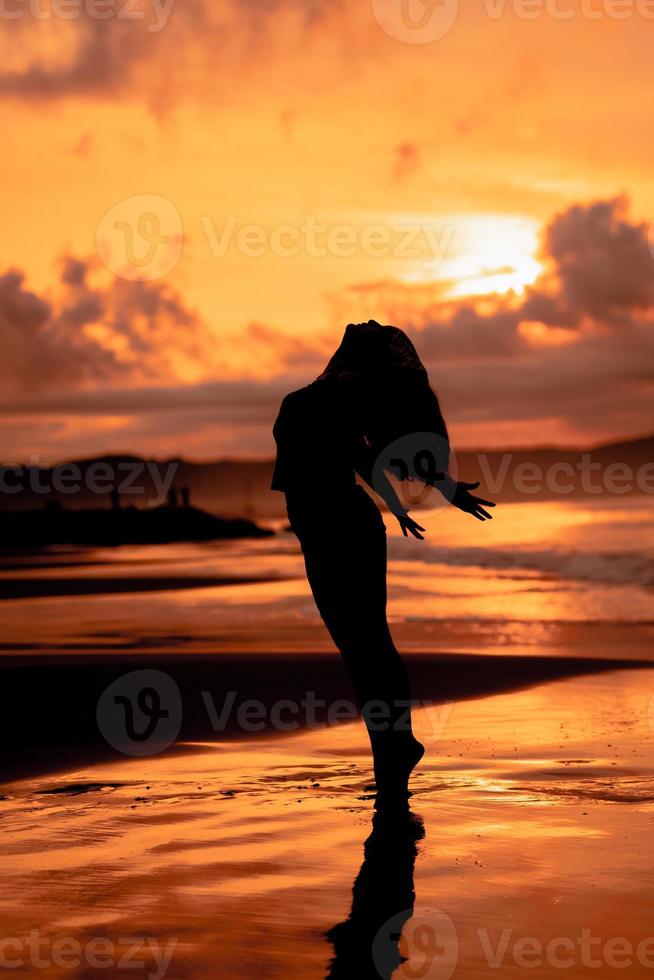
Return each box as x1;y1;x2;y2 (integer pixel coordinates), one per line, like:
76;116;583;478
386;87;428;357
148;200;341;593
320;320;424;381
320;320;449;452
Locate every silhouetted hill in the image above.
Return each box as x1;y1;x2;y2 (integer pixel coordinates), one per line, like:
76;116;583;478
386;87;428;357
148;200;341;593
1;434;652;517
0;504;273;548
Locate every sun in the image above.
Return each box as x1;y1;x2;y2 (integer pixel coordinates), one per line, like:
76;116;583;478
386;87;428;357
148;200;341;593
400;213;543;299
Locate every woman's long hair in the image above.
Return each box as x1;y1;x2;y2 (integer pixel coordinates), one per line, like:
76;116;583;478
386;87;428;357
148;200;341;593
320;321;449;465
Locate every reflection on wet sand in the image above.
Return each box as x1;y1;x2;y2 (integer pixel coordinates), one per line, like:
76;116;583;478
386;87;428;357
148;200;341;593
326;805;424;979
2;668;654;977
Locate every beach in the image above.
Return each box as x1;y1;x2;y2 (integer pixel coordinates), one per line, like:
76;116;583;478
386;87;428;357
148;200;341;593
2;666;654;978
5;4;654;973
1;496;654;977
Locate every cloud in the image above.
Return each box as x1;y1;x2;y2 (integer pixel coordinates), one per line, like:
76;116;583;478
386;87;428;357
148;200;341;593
360;195;654;341
3;196;654;458
536;196;654;326
333;197;654;441
0;0;341;109
0;252;330;437
0;254;219;391
0;13;157;99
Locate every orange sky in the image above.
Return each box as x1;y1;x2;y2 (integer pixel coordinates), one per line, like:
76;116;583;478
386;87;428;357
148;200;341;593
1;0;654;460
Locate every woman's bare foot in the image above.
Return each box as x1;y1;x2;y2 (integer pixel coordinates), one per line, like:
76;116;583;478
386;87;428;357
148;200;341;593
373;735;424;806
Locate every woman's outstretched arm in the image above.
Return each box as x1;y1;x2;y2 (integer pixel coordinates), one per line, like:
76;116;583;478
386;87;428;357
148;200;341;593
431;473;496;521
354;450;426;540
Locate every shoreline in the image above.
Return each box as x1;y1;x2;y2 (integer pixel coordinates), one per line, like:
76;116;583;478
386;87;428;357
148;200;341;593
2;651;652;785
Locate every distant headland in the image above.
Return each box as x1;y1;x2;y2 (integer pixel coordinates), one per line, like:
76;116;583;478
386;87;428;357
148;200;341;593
1;433;652;524
0;500;273;548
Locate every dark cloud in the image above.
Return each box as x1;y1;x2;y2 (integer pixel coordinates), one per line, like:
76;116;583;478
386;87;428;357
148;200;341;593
0;376;291;421
378;195;654;342
340;197;654;440
0;254;215;391
0;14;155;99
2;196;654;456
538;196;654;325
0;0;338;107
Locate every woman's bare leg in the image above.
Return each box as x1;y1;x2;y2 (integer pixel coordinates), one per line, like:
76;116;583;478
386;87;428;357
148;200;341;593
291;493;424;800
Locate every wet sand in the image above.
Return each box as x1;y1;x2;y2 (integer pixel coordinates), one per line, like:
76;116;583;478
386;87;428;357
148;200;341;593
2;666;654;978
1;652;649;782
0;574;288;601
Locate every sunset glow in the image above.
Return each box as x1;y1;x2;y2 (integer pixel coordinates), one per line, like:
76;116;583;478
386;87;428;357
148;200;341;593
1;1;654;461
438;214;543;297
2;8;654;979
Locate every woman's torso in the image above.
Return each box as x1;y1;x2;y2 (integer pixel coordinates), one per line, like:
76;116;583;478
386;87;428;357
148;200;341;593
271;379;368;505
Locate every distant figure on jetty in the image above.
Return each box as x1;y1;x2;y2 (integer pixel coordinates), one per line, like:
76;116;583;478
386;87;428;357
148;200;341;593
271;320;495;806
167;487;178;508
110;486;121;510
181;486;191;508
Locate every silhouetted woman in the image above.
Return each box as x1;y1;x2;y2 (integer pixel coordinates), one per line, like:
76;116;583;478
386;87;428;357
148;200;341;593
271;321;494;803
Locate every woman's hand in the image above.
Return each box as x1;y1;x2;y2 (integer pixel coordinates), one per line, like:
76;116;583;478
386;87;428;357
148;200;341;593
394;512;426;540
450;481;495;521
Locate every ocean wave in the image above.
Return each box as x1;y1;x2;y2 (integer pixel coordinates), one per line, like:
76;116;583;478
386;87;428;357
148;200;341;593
389;540;654;587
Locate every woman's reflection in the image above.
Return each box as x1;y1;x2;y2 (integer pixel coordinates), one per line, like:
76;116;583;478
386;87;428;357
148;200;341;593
326;805;425;978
